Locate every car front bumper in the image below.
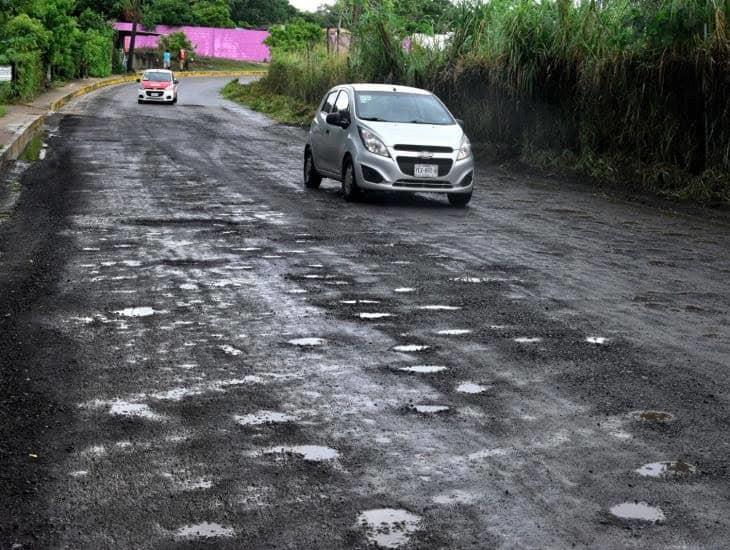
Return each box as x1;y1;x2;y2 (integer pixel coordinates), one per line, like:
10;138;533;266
355;150;474;194
139;89;175;102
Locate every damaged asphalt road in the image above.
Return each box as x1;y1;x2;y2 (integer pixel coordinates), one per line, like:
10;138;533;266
0;77;728;549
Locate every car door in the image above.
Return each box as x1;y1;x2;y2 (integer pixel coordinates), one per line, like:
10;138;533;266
320;89;351;177
310;90;339;173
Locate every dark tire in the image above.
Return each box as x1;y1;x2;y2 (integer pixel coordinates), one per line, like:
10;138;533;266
342;160;361;202
138;99;144;104
448;191;472;208
303;148;322;189
172;95;178;104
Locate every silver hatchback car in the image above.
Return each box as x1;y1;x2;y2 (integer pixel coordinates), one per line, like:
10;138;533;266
304;84;474;207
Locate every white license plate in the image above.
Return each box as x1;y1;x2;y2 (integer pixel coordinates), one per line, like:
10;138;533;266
414;164;438;178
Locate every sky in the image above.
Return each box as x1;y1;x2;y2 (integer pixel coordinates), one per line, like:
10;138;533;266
289;0;334;12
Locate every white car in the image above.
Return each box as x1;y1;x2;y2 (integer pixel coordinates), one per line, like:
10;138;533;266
137;69;179;104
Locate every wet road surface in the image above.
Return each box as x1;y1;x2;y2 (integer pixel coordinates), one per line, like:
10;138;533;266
1;77;729;549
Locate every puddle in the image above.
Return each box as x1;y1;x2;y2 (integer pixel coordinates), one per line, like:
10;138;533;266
358;313;394;320
398;366;447;374
265;445;339;462
586;336;610;345
303;274;324;279
114;307;164;318
394;287;416;293
235;411;298;426
432;490;479;505
219;345;242;356
393;344;431;352
174;522;235;539
414;405;450;414
19;134;44;161
109;401;163;421
417;305;461;311
631;410;674;422
513;337;542;343
288;338;326;347
636;461;696;478
456;382;489;394
287;289;307;294
357;508;422;549
437;329;472;335
609;502;665;523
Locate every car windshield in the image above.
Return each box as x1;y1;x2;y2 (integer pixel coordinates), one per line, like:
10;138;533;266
143;72;172;82
355;91;454;125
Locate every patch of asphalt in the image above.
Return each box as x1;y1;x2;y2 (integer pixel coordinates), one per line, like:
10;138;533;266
0;77;728;549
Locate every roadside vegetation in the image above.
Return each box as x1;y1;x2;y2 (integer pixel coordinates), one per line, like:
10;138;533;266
0;105;6;118
227;0;730;205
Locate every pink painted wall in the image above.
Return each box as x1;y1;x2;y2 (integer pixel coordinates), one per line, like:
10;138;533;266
115;22;270;62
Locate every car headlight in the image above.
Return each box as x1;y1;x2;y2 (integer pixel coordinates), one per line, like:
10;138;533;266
358;127;390;158
457;136;472;161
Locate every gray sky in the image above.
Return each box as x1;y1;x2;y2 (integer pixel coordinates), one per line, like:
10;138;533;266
289;0;334;12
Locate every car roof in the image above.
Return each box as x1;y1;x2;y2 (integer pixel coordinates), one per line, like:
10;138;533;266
336;83;432;95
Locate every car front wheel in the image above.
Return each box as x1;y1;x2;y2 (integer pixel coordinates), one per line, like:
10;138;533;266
304;149;322;189
448;191;472;208
342;160;361;202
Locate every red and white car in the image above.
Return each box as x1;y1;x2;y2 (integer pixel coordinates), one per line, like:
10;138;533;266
137;69;179;104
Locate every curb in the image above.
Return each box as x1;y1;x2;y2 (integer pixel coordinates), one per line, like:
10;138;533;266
1;70;266;171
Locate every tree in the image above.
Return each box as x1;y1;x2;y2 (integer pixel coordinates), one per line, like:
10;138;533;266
265;19;323;51
145;0;194;26
158;31;194;55
191;0;234;28
230;0;299;28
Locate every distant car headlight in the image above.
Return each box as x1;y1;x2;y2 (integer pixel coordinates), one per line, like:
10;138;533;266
457;136;472;160
358;127;390;158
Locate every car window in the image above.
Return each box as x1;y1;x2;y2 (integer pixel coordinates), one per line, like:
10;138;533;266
334;90;350;115
142;71;172;82
322;91;338;114
355;91;453;125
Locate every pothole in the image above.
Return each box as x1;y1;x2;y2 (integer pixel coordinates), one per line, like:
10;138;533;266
219;345;242;356
398;366;447;374
630;410;674;422
356;508;422;549
108;401;163;421
264;445;339;462
393;344;431;352
413;405;450;414
234;411;298;426
456;382;489;394
114;307;165;318
358;313;394;320
609;502;665;523
636;461;696;478
288;338;326;347
513;337;542;343
174;522;235;539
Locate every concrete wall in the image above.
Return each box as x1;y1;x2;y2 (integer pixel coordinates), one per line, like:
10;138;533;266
115;23;270;62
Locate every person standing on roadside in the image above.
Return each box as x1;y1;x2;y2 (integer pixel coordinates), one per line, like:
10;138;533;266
178;48;187;71
163;49;171;69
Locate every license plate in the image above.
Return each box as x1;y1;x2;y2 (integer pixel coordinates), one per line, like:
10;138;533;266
151;91;162;96
414;164;438;178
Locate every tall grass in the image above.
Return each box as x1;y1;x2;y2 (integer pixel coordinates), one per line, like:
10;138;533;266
252;0;730;202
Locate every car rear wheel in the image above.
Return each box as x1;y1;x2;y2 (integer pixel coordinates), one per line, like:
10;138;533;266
342;160;361;202
448;191;472;208
304;149;322;189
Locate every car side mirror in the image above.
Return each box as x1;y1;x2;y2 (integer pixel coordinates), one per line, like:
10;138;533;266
456;118;465;129
174;79;179;84
327;112;350;129
136;78;140;83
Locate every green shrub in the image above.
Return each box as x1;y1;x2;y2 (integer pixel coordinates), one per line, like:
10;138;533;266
81;28;114;77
